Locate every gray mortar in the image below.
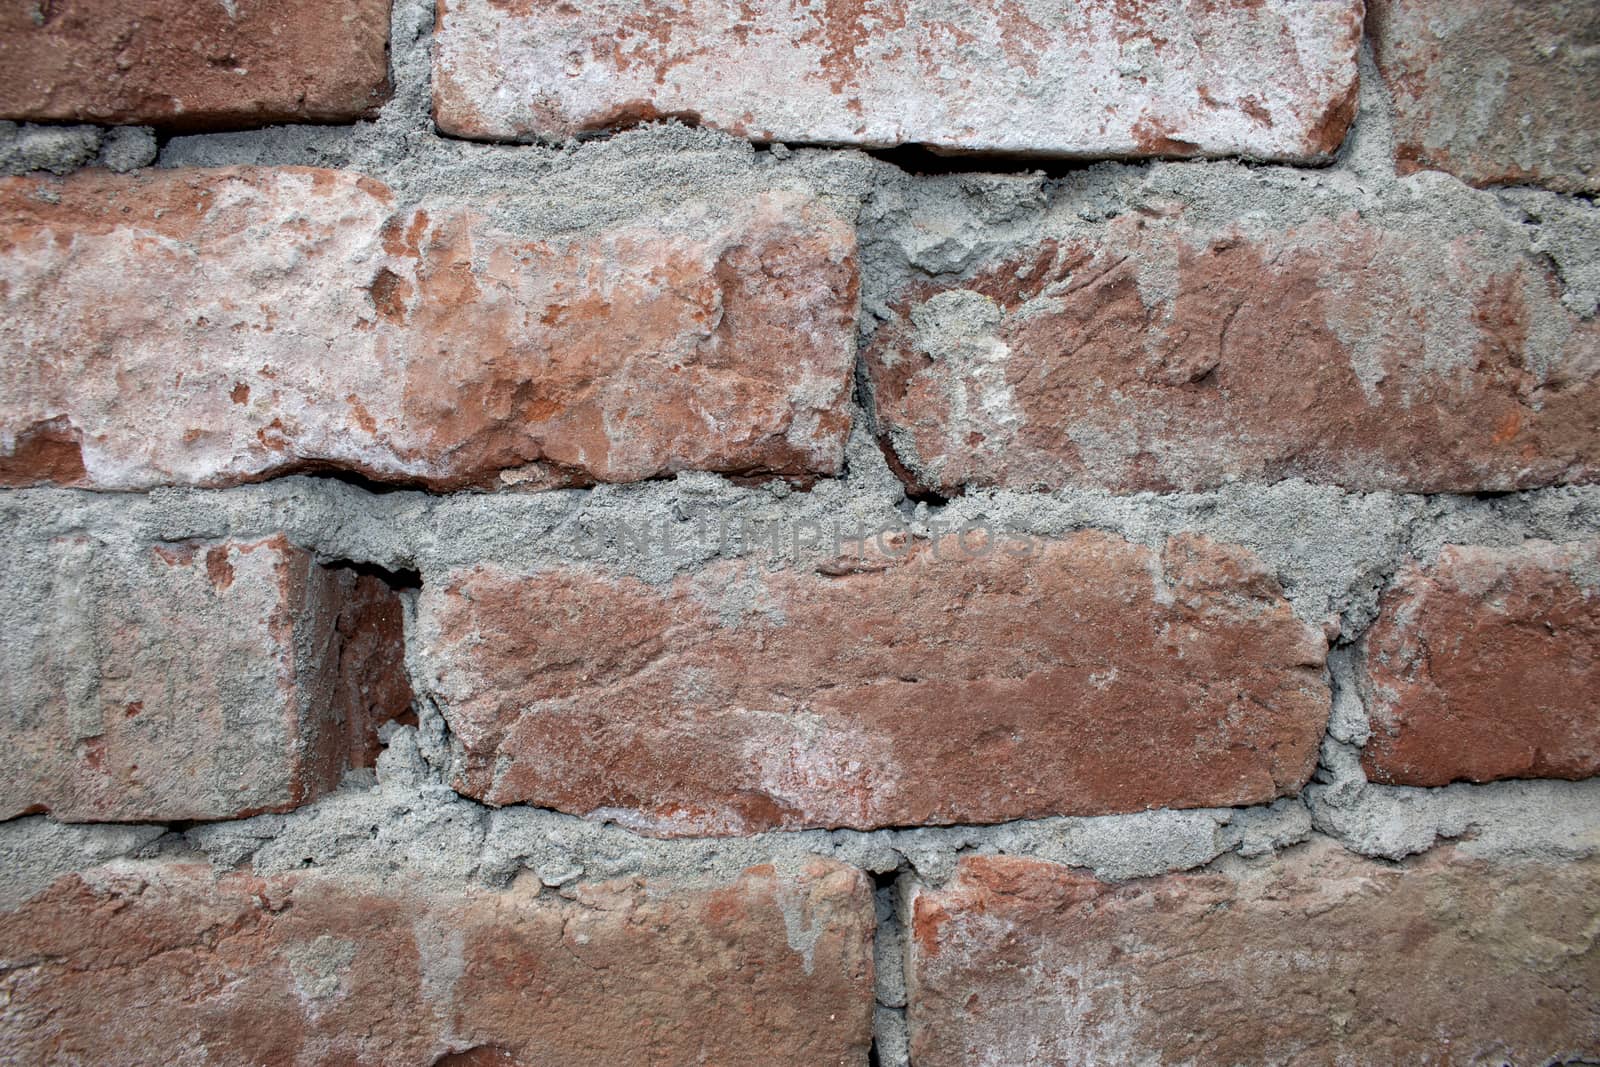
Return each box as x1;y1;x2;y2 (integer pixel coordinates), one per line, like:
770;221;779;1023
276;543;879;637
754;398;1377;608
158;0;880;240
1;0;1599;1028
0;817;165;909
5;465;1596;628
871;877;918;1067
1334;42;1400;185
1496;188;1600;318
0;122;158;177
0;121;102;175
1309;777;1600;862
95;126;158;173
6;747;1595;898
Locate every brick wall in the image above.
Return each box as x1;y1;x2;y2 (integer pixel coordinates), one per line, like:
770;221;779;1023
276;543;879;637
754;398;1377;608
1;1;1597;1064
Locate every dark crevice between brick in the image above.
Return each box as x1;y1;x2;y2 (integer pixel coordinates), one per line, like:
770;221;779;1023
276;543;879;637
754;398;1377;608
870;866;911;1067
430;119;1232;179
322;559;420;770
862;142;1113;178
876;436;954;506
859;141;1322;178
430;1046;520;1067
246;462;429;495
325;558;423;592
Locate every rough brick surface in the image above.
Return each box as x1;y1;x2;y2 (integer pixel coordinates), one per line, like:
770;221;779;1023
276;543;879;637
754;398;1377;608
1361;540;1600;787
433;0;1362;161
0;0;392;130
1370;0;1600;193
0;857;875;1066
0;535;409;822
416;532;1329;835
867;209;1600;495
906;839;1600;1066
0;167;857;490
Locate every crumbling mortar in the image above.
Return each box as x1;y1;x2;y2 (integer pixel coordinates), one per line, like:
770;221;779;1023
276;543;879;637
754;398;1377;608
4;450;1597;893
8;461;1598;894
6;752;1596;908
5;471;1599;620
2;7;1599;1019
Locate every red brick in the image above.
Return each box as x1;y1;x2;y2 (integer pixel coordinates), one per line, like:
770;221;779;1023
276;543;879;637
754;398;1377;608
433;0;1362;161
0;536;410;822
0;0;391;130
0;167;857;490
1361;540;1600;787
0;857;875;1066
1370;0;1600;193
867;210;1600;494
906;839;1600;1066
416;531;1329;835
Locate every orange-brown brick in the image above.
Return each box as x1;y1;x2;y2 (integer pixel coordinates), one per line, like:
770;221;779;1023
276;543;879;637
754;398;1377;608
0;858;875;1066
0;0;392;129
0;167;857;490
416;531;1329;835
0;536;409;822
867;211;1600;494
434;0;1362;161
1361;541;1600;787
907;840;1600;1065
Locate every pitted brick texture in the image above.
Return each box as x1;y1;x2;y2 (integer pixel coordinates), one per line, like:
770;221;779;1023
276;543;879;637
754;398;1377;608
433;0;1362;161
0;535;409;822
907;840;1600;1066
0;167;857;491
1361;540;1600;787
0;858;875;1066
867;208;1600;495
0;0;392;130
1370;0;1600;193
2;5;1600;1064
416;531;1329;835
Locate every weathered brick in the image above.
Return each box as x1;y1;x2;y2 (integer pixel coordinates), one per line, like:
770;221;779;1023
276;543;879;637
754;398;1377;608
867;208;1600;495
0;167;857;490
1361;540;1600;787
0;857;875;1066
433;0;1363;161
0;535;410;822
0;0;392;130
906;839;1600;1066
1370;0;1600;193
416;531;1329;835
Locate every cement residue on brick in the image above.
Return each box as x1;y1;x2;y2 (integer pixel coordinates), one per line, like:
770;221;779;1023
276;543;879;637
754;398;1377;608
6;738;1595;913
857;143;1600;496
3;0;1599;953
1497;187;1600;319
4;468;1600;624
1309;776;1600;862
157;0;879;243
0;817;164;910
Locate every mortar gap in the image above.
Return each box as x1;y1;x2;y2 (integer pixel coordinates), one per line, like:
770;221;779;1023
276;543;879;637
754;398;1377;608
875;436;954;506
250;463;432;495
324;558;423;591
864;143;1117;178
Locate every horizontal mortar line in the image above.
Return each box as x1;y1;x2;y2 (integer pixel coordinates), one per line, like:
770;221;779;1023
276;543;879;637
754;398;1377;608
14;773;1600;864
5;476;1600;508
140;111;1600;205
